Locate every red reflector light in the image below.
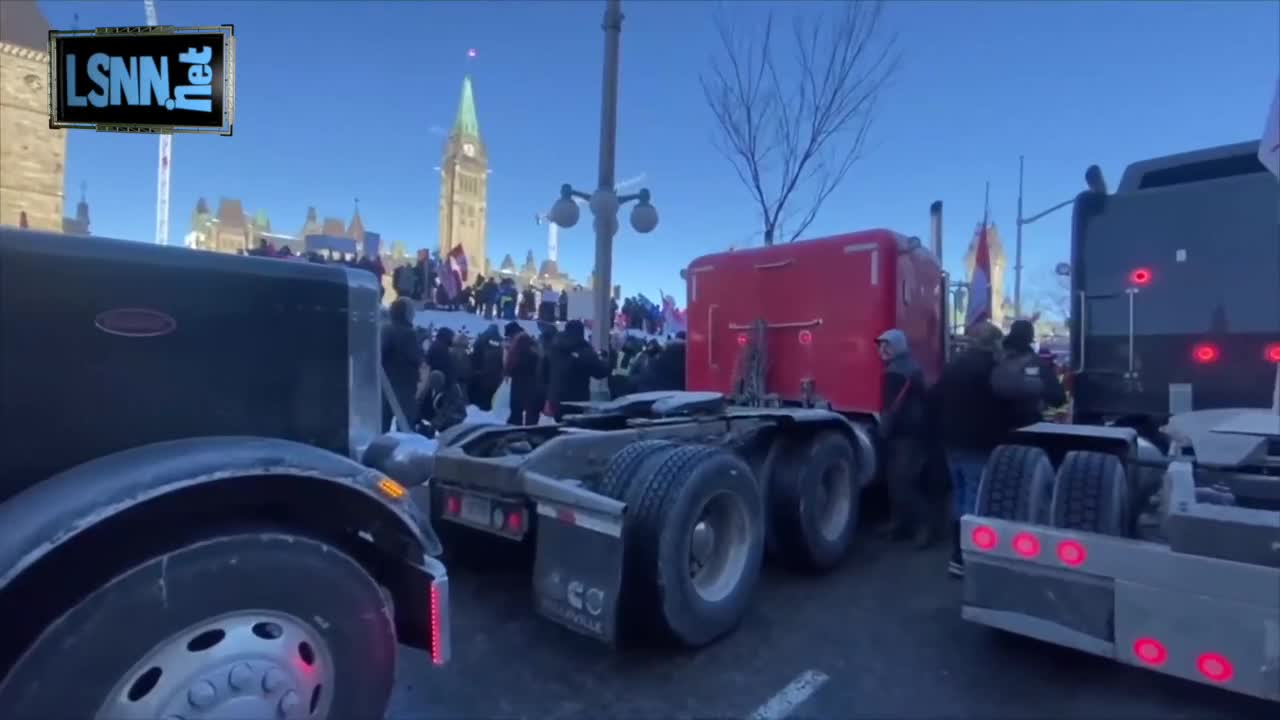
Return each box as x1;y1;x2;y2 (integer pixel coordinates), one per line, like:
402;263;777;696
1191;343;1220;364
555;507;576;524
505;509;524;533
798;330;813;346
737;333;749;347
444;495;461;516
429;583;445;665
1264;343;1280;363
970;525;998;550
1129;267;1152;286
1011;532;1041;558
1056;539;1087;567
1132;638;1168;666
1196;653;1234;683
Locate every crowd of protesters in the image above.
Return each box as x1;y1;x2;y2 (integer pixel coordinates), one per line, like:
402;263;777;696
379;297;687;436
872;318;1068;578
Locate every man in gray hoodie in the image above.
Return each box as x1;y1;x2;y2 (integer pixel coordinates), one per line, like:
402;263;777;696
876;329;934;548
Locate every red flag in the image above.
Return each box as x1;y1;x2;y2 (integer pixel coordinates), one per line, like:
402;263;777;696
966;187;993;329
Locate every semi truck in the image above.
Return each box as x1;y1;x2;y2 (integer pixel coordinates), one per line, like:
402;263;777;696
0;228;451;720
961;140;1280;702
423;211;948;649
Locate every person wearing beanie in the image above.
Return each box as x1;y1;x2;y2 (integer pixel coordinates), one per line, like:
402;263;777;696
545;319;610;420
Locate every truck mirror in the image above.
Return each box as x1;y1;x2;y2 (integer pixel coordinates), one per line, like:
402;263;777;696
1085;164;1107;194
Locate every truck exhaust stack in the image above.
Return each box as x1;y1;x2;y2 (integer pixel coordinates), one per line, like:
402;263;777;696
929;201;943;259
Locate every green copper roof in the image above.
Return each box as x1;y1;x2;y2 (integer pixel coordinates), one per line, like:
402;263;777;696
453;75;480;138
253;209;270;230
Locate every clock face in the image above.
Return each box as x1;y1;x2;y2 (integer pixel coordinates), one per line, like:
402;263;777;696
462;143;475;157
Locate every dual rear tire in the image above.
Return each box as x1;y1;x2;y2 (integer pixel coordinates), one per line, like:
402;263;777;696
976;444;1131;536
600;431;862;647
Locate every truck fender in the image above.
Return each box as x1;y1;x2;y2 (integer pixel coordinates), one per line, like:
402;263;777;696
0;435;446;656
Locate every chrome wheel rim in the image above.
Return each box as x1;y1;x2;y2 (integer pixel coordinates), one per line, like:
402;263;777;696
97;610;334;720
687;490;752;602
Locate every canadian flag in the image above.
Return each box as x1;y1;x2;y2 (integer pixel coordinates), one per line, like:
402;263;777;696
965;201;993;329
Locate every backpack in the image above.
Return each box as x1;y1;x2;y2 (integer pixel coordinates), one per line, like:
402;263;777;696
990;352;1044;401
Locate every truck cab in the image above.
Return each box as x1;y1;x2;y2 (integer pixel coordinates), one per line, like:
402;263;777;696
685;228;944;419
0;228;448;720
1070;141;1280;432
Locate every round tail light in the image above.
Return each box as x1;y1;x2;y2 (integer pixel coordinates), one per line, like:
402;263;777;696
1191;342;1220;364
1264;342;1280;364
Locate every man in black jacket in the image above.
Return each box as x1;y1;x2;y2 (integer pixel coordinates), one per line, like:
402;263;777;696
380;298;425;431
875;329;933;547
932;321;1016;577
994;319;1067;428
546;320;611;420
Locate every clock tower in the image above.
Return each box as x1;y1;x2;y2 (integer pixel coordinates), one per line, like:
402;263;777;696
438;75;488;277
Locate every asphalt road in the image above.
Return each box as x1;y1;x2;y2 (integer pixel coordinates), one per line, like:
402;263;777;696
390;521;1275;720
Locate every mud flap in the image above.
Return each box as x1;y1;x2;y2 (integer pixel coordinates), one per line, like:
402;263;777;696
532;502;625;643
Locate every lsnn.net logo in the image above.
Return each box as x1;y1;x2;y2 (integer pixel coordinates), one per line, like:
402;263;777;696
48;24;236;135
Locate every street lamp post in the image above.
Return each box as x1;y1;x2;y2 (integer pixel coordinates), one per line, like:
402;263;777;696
1013;155;1075;318
546;0;659;400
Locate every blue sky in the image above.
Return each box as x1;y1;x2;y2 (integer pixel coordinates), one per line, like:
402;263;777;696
44;0;1279;308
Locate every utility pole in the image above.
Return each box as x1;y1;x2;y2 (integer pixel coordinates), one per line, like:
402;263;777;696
1014;156;1076;319
144;0;172;246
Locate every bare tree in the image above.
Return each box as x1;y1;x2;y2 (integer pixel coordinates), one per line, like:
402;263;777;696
700;0;899;245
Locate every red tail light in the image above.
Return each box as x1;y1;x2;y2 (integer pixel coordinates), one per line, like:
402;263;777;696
798;330;813;346
1056;539;1087;567
444;495;461;516
970;525;999;550
1196;653;1234;683
429;582;447;665
1129;267;1153;286
736;333;749;347
505;509;524;533
1264;342;1280;364
1191;342;1220;364
1011;532;1041;558
1133;638;1168;666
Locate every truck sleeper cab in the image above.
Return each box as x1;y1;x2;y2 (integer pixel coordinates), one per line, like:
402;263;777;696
1070;140;1280;432
685;228;944;417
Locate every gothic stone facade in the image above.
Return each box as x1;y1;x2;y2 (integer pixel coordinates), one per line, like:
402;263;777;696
0;38;67;232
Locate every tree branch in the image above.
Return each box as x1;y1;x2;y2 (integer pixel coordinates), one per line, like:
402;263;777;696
700;0;900;245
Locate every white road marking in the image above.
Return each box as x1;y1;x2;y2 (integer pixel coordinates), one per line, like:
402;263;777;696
746;669;830;720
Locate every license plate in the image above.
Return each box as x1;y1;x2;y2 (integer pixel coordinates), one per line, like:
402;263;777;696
460;495;491;526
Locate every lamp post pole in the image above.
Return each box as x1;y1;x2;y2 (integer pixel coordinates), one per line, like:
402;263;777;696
1014;154;1075;318
592;0;623;363
545;0;660;402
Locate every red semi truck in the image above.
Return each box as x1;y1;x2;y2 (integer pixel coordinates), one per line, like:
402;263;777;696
685;224;946;418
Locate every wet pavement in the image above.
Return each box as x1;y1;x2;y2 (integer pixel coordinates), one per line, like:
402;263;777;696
390;525;1275;720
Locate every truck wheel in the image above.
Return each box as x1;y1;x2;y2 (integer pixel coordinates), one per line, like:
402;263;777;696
1049;450;1130;537
770;431;859;572
623;444;765;648
0;532;396;720
598;439;680;500
975;444;1055;524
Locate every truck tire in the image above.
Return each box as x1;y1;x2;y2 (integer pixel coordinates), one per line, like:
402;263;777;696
598;439;680;500
0;532;396;720
975;444;1055;524
1049;450;1130;537
770;431;860;572
622;444;765;648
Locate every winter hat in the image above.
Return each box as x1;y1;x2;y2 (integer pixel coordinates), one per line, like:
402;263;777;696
564;319;586;341
1005;320;1036;352
504;321;524;339
875;329;909;357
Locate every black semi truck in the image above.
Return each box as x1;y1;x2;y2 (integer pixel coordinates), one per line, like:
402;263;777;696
0;229;450;720
1069;140;1280;436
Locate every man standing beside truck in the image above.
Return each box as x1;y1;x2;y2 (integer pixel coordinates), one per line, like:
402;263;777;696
933;321;1015;577
875;329;934;548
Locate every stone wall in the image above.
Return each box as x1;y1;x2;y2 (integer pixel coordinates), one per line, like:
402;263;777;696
0;42;66;231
